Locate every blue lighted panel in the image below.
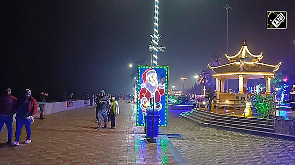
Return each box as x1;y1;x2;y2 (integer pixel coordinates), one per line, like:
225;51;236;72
137;65;169;126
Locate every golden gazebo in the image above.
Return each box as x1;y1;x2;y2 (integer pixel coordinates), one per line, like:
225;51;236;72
208;39;281;103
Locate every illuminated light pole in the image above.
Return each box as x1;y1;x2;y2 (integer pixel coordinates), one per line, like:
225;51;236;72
149;0;166;66
128;63;135;96
181;77;187;95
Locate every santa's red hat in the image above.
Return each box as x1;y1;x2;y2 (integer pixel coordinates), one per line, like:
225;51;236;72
142;68;157;83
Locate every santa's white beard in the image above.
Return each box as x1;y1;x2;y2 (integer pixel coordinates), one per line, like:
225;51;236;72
146;82;158;95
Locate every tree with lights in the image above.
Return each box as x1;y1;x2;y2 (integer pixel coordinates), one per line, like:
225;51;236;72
271;71;290;103
197;70;212;89
250;94;275;119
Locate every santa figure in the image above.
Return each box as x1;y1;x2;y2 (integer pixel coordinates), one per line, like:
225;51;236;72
139;68;165;113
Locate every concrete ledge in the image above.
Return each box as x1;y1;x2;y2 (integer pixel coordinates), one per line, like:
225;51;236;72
12;100;91;121
42;100;91;115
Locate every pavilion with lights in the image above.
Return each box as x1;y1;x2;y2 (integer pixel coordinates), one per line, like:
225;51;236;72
208;40;281;102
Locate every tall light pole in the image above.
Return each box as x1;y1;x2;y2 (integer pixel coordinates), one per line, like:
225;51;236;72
224;2;232;92
181;77;187;95
128;63;136;96
224;3;232;55
149;0;166;66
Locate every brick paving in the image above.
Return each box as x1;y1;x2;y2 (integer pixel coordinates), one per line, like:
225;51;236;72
0;102;183;165
161;109;295;165
3;102;295;165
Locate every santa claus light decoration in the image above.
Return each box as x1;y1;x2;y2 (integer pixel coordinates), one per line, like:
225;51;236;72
137;66;169;126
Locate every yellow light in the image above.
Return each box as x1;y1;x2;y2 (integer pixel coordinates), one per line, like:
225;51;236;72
225;42;263;61
213;72;274;77
181;77;187;80
243;101;252;117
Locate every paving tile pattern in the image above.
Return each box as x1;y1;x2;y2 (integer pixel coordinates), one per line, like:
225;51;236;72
161;110;295;165
0;102;180;165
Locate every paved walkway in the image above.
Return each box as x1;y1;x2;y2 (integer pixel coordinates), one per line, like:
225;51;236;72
3;102;295;164
0;102;183;165
162;109;295;165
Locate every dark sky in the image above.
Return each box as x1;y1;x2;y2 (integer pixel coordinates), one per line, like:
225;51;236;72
1;0;295;100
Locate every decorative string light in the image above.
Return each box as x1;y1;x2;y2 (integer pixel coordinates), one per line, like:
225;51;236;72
149;0;165;66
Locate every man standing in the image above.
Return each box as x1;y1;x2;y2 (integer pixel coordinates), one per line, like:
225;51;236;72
39;92;48;119
12;89;38;146
96;90;109;129
0;88;18;144
206;87;214;112
109;96;119;129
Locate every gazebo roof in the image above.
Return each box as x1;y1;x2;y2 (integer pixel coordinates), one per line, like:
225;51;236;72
208;61;281;74
208;39;281;77
225;39;263;63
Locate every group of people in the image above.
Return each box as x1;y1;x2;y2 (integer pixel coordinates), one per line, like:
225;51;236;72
0;88;47;146
0;88;36;146
95;90;119;129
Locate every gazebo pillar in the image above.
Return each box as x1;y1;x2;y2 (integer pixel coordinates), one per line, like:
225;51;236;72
216;77;220;94
264;76;272;94
238;75;244;94
243;78;249;94
220;78;226;93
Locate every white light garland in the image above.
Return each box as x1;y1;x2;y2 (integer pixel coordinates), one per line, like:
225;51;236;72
149;0;165;66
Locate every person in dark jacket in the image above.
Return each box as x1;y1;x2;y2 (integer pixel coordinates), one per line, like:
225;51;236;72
206;87;214;112
12;89;38;146
39;92;48;119
0;88;18;144
96;90;109;129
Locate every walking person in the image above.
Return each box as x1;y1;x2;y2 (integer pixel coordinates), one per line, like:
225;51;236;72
107;94;112;122
0;88;18;144
39;92;48;119
96;90;109;129
206;87;214;112
12;89;38;146
109;96;119;129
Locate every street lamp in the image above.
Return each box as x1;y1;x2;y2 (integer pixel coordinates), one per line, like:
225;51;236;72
194;75;199;83
129;63;133;68
171;86;175;90
181;77;187;95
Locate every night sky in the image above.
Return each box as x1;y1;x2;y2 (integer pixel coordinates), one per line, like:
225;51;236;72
1;0;295;101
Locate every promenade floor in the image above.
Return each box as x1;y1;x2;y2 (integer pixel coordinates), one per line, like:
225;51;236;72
0;102;184;165
162;109;295;165
2;102;295;164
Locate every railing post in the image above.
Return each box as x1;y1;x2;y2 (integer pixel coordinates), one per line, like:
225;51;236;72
224;101;226;115
216;99;218;114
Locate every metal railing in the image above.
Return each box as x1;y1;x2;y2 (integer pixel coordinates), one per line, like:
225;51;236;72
196;99;248;117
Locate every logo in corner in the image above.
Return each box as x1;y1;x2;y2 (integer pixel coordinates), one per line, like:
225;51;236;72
267;11;287;29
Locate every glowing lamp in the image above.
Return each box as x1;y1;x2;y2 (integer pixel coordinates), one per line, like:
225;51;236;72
243;101;252;117
283;77;288;82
